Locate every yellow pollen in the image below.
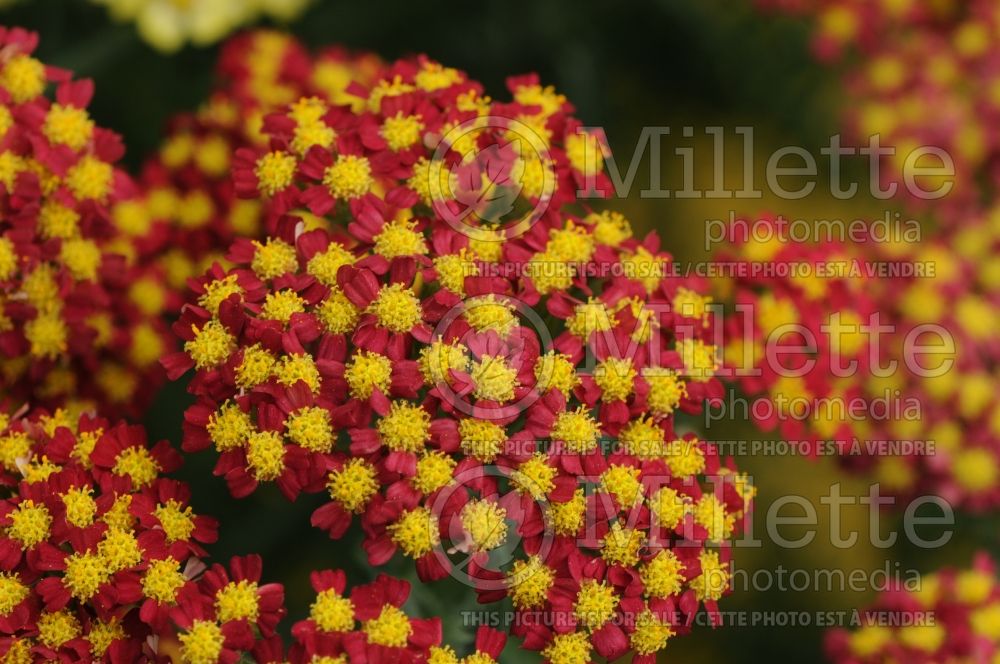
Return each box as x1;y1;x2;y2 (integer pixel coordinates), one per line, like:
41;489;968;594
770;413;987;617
650;486;689;530
199;275;243;315
641;550;685;598
470;354;518;402
185;320;235;370
377;401;431;452
207;401;254;452
507;556;554;609
567;300;614;339
433;250;478;295
573;579;618;631
112;446;160;487
388;506;439;558
678;339;719;382
0;55;45;103
307;243;355;286
62;487;97;528
363;605;412;647
236;344;275;389
65;155;113;201
178;620;225;664
642;367;687;417
154;500;196;543
316;290;360;334
310;588;355;632
511;453;557;499
254;151;297;196
60;238;101;281
0;573;28;615
418;340;469;385
464;296;517;336
694;494;735;542
285;407;334;453
8;499;51;548
86;619;125;658
541;631;591;664
630;609;674;656
460;499;508;552
593;357;636;401
275;353;321;392
381;112;424;151
44;104;93;151
323;154;373;199
63;550;110;600
549;489;587;536
373;219;428;259
458;418;506;462
251;238;298;279
25;312;67;359
261;289;306;324
345;351;393;399
534;351;579;397
216;580;260;622
412;451;456;494
551;407;601;453
690;550;729;602
601;522;644;567
327;458;379;513
0;237;17;280
599;464;643;508
369;283;422;332
37;611;81;649
246;431;286;481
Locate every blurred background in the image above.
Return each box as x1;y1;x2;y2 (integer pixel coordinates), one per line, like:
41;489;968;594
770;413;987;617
1;0;990;660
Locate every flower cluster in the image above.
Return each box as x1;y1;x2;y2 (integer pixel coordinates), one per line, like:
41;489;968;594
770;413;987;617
716;213;877;449
90;0;314;53
714;210;1000;510
116;30;381;311
826;553;1000;663
758;0;1000;214
166;51;754;662
0;27;170;417
0;405;290;663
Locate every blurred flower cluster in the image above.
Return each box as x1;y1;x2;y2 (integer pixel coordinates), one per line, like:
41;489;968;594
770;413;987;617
826;552;1000;663
165;41;756;663
0;26;170;418
91;0;314;53
758;0;1000;216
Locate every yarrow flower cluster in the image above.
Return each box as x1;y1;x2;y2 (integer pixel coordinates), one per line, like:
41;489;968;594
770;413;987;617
90;0;314;53
826;553;1000;663
166;48;755;662
0;27;171;417
714;210;1000;510
0;405;276;663
758;0;1000;215
114;30;381;313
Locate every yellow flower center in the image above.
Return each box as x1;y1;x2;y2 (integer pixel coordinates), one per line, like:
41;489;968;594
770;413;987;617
216;580;260;622
112;446;160;487
363;605;412;647
641;550;685;598
573;579;618;631
254;151;298;196
323;154;373;199
327;458;380;513
310;588;355;632
377;401;431;453
246;431;286;481
368;283;422;332
154;500;196;543
470;354;518;402
178;620;225;664
506;556;554;609
380;112;424;151
285;406;334;453
388;506;440;558
345;351;393;399
460;499;508;552
142;557;186;603
551;407;601;453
